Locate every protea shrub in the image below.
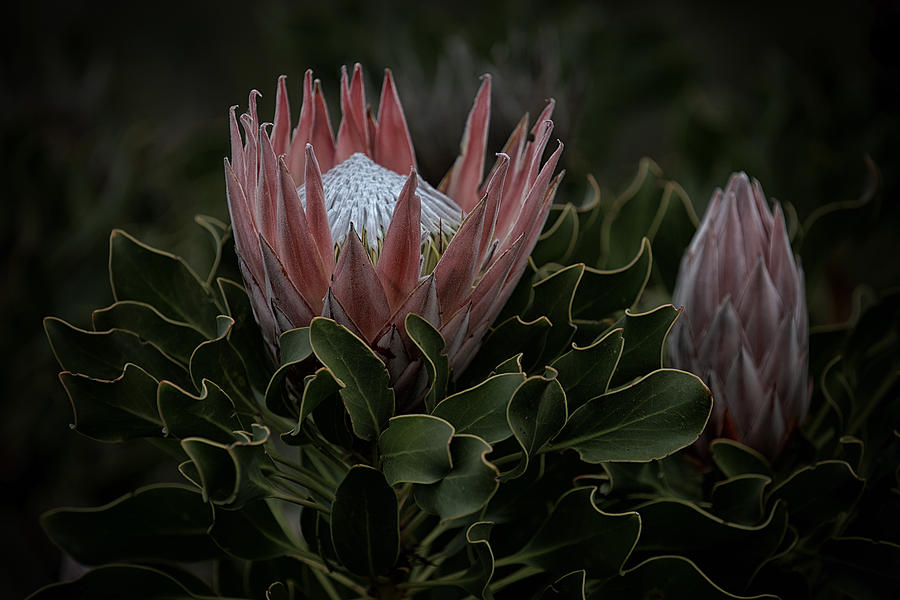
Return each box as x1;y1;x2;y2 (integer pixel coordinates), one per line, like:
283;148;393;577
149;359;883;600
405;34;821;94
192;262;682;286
225;65;562;405
668;172;810;459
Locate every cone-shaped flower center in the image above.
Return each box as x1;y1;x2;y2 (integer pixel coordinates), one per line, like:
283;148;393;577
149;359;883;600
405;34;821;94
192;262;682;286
297;153;461;254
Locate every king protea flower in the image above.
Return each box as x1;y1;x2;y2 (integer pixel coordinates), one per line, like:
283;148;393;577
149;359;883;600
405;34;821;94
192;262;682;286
225;65;562;403
667;173;809;460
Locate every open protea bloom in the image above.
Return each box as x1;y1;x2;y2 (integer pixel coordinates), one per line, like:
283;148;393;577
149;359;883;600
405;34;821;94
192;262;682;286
225;65;562;403
667;173;809;460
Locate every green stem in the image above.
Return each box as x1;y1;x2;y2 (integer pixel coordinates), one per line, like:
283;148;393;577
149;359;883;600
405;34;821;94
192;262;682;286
270;488;331;515
288;553;368;597
311;567;343;600
490;452;522;468
272;471;334;502
270;467;335;501
490;566;542;592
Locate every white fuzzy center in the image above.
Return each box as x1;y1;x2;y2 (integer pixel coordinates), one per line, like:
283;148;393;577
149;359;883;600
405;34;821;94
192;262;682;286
297;153;461;250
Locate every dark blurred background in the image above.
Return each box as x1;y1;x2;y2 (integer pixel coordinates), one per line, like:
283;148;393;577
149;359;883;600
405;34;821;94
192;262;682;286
2;0;898;596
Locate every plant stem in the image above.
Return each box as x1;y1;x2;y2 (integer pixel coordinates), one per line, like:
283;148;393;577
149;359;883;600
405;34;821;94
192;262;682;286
289;553;369;597
270;466;335;501
270;489;331;514
489;566;542;592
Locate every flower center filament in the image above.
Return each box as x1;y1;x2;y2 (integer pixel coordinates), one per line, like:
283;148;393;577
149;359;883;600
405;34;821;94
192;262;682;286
297;153;462;268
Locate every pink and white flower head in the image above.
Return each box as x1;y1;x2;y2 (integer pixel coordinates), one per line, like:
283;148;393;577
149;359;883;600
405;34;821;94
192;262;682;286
225;64;563;403
668;173;810;460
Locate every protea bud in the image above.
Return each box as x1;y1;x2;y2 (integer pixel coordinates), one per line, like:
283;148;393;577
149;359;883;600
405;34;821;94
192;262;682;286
667;173;809;459
224;65;563;405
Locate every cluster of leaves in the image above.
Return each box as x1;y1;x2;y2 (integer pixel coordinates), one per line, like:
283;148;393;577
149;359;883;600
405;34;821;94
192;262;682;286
532;162;900;599
33;160;898;599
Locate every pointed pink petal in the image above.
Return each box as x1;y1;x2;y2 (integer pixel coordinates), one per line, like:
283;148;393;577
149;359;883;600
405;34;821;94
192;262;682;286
224;159;262;274
445;75;491;212
322;288;365;339
310;78;336;172
287;70;315;178
374;69;417;175
336;64;369;162
497;119;554;239
235;253;277;355
229;106;245;187
375;169;421;311
767;204;799;306
255;125;279;244
469;234;523;329
271;75;292;156
433;199;487;316
332;226;392;342
374;325;413;385
387;274;440;337
440;302;472;359
304;144;335;274
258;234;316;328
477;154;509;266
503;139;563;253
478;113;528;198
275;157;329;311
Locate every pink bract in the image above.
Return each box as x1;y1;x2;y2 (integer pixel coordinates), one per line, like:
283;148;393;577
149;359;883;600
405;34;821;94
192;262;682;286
225;65;563;405
668;173;810;460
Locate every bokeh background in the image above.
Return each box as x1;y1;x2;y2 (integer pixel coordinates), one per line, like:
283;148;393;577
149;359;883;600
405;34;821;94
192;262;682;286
2;0;898;596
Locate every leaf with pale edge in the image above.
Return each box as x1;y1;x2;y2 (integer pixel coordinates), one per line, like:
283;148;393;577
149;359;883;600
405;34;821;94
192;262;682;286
550;327;624;411
509;486;640;576
379;415;454;485
432;373;525;444
109;229;220;337
309;318;395;441
406;313;449;412
415;434;499;520
550;369;711;462
41;484;219;565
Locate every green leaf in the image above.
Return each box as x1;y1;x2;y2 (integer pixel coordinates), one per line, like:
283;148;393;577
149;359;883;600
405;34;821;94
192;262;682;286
194;214;234;286
432;373;526;444
524;264;583;363
330;465;399;576
181;424;274;508
379;415;454;485
41;484;219;564
26;564;205;600
550;369;711;462
819;537;900;598
263;327;313;418
157;378;243;444
550;327;624;411
415;434;499;520
766;460;864;534
632;499;789;590
572;237;651;320
456;521;496;600
210;499;301;560
45;317;190;388
598;555;778;599
600;158;666;269
92;301;207;365
189;316;256;415
298;367;341;423
539;570;586;599
492;353;524;375
406;313;449;412
468;315;552;381
532;203;580;266
709;439;773;478
219;278;274;394
109;229;220;337
609;304;680;387
58;363;162;442
509;486;640;576
711;474;772;526
309;317;395;441
506;369;567;478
